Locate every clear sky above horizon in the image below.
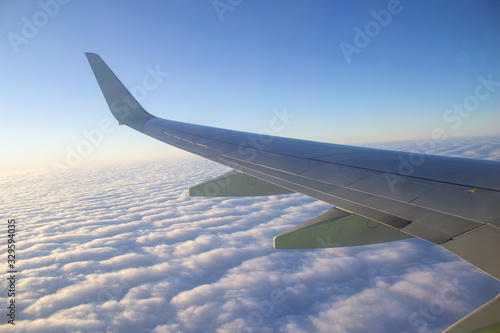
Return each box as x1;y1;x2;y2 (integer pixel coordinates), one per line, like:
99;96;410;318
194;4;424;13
1;0;499;173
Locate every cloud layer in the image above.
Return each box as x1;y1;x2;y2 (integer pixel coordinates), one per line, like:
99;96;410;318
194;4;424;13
1;136;500;332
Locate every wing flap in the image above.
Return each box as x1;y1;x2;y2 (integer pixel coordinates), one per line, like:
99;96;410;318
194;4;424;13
442;225;500;280
410;188;500;225
216;151;483;243
443;293;500;333
346;174;435;202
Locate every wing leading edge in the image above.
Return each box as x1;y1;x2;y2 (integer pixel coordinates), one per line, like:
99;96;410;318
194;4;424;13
86;53;500;332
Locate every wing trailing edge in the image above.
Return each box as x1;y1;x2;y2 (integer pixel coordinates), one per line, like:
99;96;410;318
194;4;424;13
443;293;500;333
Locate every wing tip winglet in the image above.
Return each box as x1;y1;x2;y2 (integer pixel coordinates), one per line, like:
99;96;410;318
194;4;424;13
85;52;155;130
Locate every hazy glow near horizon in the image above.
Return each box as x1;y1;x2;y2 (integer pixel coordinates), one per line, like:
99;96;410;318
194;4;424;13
1;1;500;172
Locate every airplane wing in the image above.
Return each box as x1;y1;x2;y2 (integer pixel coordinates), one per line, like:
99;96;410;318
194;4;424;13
85;53;500;333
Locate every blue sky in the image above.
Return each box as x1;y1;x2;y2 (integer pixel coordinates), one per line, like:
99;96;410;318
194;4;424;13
1;0;499;172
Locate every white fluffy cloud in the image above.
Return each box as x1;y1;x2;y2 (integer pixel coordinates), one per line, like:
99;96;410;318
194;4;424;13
1;136;499;332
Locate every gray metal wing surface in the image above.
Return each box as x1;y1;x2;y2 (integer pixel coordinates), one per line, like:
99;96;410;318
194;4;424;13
86;53;500;332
